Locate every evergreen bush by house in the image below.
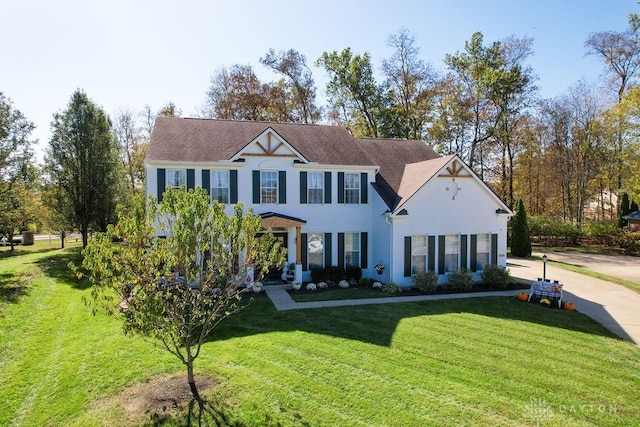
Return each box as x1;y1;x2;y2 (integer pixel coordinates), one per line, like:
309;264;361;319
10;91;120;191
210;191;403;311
447;269;474;291
413;271;438;293
511;198;532;257
481;265;513;289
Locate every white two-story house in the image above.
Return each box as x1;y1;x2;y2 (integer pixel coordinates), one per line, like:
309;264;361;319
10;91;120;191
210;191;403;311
145;117;512;287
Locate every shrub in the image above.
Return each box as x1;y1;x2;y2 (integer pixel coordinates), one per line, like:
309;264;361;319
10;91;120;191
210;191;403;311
359;277;372;287
413;271;438;294
481;265;513;289
447;269;473;291
310;267;328;283
327;266;345;283
345;266;362;282
382;282;402;295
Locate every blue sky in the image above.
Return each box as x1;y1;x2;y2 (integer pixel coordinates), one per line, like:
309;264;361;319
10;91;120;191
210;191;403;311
1;0;637;159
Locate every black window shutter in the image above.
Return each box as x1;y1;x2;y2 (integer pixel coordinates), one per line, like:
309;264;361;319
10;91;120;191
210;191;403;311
491;233;498;265
186;169;195;190
460;235;468;270
278;171;286;204
252;170;260;204
438;235;446;274
301;233;308;271
338;232;345;269
201;170;210;196
360;172;368;204
324;172;332;204
360;232;368;268
300;171;307;204
157;168;166;202
337;172;345;204
428;236;435;272
470;234;478;272
404;236;412;277
230;170;238;204
324;233;332;267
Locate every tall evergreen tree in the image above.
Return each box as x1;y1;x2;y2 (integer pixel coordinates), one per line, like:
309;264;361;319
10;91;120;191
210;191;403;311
619;192;631;228
511;198;532;257
46;90;122;248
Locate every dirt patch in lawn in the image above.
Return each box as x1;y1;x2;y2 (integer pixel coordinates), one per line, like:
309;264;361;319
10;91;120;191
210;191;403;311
94;373;216;425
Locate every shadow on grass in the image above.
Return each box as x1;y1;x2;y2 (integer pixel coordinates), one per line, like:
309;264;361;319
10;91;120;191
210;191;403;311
35;248;91;290
210;294;622;348
0;268;41;308
140;397;243;427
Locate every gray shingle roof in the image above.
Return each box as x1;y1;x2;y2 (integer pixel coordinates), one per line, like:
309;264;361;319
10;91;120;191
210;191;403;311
146;117;442;210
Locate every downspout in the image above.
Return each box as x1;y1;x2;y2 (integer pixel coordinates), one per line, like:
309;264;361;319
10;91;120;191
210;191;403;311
385;212;393;283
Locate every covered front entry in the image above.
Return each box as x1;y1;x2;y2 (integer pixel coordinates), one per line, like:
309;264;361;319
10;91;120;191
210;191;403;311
259;212;306;283
263;232;287;282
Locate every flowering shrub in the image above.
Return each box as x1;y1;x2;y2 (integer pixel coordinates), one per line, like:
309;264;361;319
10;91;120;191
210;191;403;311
317;281;328;289
306;282;317;291
372;281;383;289
338;280;350;288
292;281;302;290
382;282;402;295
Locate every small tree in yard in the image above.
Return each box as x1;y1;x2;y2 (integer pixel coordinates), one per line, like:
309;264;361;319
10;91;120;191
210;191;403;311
511;198;532;257
78;187;286;410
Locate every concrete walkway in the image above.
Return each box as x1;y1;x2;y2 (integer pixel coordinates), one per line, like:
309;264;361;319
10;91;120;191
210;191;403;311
266;255;640;345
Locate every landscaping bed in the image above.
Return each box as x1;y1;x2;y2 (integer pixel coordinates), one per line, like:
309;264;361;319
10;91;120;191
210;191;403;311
288;281;530;302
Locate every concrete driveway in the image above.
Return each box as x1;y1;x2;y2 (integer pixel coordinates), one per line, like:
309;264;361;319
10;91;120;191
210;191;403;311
508;254;640;345
534;251;640;284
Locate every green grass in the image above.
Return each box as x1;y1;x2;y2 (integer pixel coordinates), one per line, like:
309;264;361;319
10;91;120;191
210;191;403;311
1;246;639;426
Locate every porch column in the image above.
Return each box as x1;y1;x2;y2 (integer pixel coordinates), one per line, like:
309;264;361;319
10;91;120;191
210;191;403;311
296;225;302;264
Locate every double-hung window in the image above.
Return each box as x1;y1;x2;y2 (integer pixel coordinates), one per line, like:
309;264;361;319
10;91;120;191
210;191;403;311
476;233;490;270
166;169;186;188
344;232;360;267
308;172;324;204
308;233;324;269
345;173;360;204
211;170;229;203
412;235;427;274
445;234;459;273
261;171;278;204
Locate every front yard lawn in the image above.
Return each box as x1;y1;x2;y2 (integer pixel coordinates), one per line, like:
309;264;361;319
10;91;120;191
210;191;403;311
1;246;638;426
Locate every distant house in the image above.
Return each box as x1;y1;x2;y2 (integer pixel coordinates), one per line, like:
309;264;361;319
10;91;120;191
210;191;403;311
623;211;640;232
145;117;512;286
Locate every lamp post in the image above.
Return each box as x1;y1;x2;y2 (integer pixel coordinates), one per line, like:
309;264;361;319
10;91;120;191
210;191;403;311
542;254;548;282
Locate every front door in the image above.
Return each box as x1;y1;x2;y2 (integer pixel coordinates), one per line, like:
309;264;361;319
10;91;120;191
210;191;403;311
264;232;288;282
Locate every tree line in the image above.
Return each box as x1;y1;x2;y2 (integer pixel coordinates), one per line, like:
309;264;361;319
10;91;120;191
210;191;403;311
2;15;640;247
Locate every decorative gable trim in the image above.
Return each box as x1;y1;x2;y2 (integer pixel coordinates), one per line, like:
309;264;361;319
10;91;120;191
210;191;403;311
229;128;310;163
439;159;473;178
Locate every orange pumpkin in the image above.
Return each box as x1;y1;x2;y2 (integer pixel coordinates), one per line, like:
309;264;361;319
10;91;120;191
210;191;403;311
563;301;575;311
517;292;529;302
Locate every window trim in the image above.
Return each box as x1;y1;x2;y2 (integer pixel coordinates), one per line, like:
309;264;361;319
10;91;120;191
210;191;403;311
307;232;324;269
344;231;360;268
411;234;427;275
260;170;278;204
475;232;490;271
444;233;459;273
307;172;324;204
166;168;186;188
211;170;230;204
344;172;360;204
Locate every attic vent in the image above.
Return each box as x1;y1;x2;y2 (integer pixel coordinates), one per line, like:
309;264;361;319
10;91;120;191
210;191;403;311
397;209;409;216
